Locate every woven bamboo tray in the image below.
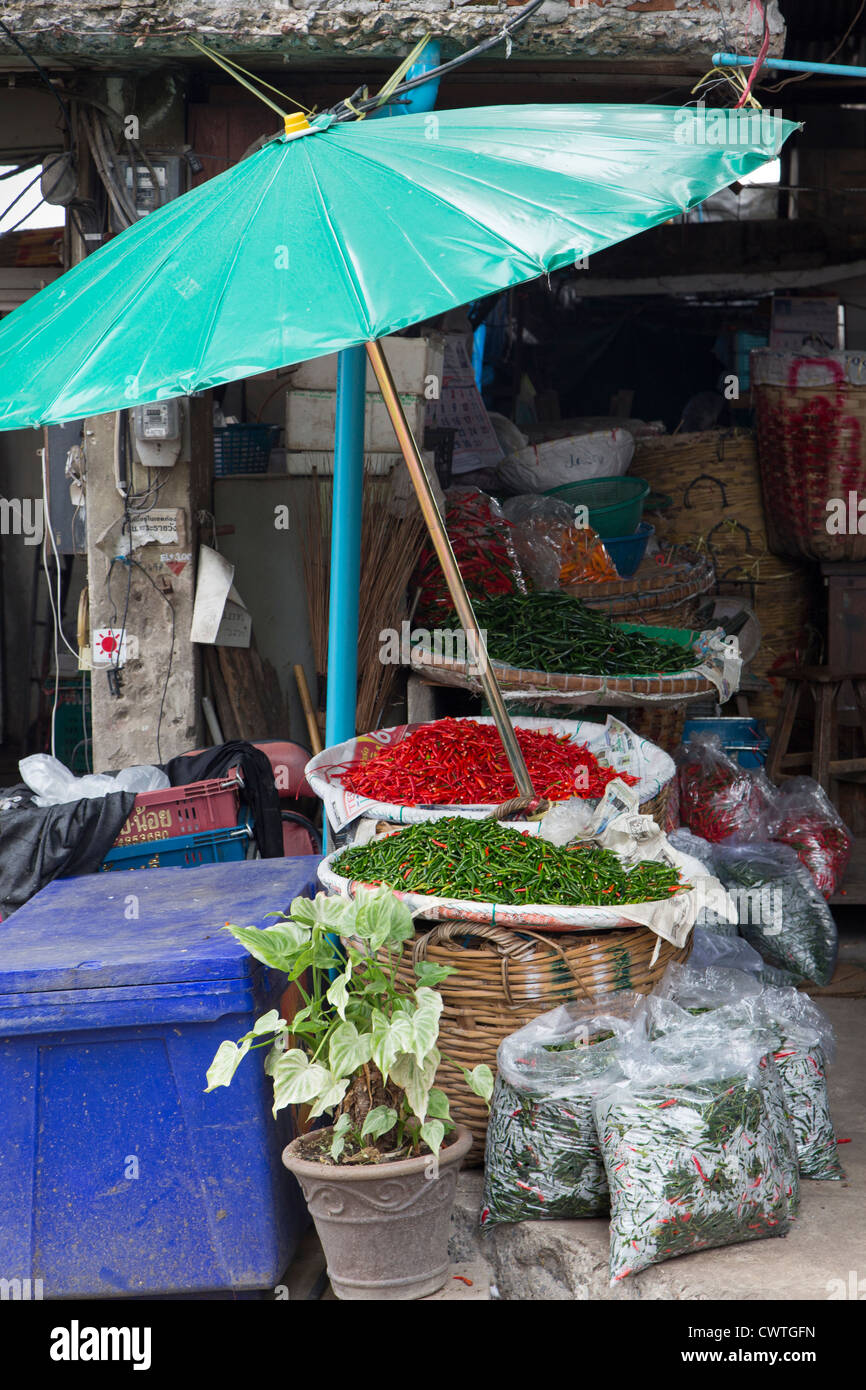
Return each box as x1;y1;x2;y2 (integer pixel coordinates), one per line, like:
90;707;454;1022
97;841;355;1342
566;554;715;628
407;645;722;707
388;920;691;1165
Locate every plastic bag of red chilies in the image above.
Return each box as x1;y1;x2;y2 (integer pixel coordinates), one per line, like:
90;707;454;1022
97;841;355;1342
413;486;525;624
766;777;852;900
676;733;775;844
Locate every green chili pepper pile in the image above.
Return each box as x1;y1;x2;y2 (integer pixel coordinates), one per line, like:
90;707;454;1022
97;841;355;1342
481;1078;610;1226
596;1072;796;1284
771;1043;844;1181
333;817;685;907
714;844;838;986
446;591;698;676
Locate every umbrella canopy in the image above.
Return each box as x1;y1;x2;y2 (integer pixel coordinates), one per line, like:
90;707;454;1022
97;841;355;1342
0;104;796;430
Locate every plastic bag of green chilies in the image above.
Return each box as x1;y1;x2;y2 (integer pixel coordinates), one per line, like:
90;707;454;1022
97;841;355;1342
595;1030;797;1284
743;986;843;1182
650;967;843;1181
480;999;639;1229
668;830;738;938
712;841;838;986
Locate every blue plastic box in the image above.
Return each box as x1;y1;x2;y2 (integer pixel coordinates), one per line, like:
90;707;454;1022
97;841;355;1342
0;856;320;1298
99;822;252;872
682;716;770;768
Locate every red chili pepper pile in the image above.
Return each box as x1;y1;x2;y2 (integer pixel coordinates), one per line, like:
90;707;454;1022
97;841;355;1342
412;488;524;623
771;813;851;900
340;718;638;805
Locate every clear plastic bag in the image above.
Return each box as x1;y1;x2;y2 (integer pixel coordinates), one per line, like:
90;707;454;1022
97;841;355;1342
766;776;852;900
668;831;738;937
19;754;168;807
413;486;526;623
501;495;580;591
651;965;843;1181
480;999;639;1229
595;1027;796;1284
713;840;838;987
676;734;775;844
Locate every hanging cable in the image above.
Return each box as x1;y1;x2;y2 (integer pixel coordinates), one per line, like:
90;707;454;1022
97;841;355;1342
763;0;866;94
186;0;545;126
0;166;44;233
734;1;770;108
327;0;546;121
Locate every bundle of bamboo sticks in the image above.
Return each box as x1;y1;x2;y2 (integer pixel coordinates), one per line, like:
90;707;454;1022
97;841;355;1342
299;474;427;734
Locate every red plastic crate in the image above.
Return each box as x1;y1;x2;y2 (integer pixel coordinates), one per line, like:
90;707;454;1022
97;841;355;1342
112;773;244;849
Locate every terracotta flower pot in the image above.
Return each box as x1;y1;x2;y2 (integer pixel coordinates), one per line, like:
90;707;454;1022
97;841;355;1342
282;1125;473;1300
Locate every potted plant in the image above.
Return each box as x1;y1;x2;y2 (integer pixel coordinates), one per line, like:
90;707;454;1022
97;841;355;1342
206;884;492;1300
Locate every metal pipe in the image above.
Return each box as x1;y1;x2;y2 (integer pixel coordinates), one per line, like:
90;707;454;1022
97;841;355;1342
325;344;366;750
365;336;535;799
713;51;866;79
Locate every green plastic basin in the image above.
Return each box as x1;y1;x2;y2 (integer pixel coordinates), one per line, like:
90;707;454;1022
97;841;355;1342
545;475;650;538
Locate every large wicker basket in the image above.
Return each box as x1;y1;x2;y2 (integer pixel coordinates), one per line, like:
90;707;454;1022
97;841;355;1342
752;350;866;562
631;426;820;728
389;920;691;1165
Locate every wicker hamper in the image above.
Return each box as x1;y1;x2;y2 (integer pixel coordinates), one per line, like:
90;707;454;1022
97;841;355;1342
387;920;690;1165
752;350;866;563
630;428;820;729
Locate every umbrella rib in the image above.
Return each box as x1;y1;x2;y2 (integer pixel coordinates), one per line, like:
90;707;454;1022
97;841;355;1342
35;151;280;421
339;135;681;228
325;140;549;275
190;146;294;376
301;148;374;336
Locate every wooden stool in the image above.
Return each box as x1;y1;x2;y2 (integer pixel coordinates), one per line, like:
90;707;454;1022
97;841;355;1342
765;666;866;792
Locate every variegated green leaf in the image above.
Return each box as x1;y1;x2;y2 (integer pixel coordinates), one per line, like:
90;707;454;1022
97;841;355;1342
390;1047;440;1122
328;1020;374;1078
462;1063;494;1105
325;963;352;1021
414;960;456;988
269;1049;331;1114
370;1007;414;1082
307;1073;350;1120
420;1119;445;1156
226;920;311;973
360;1105;398;1142
426;1087;451;1121
411;986;443;1064
205;1037;252;1091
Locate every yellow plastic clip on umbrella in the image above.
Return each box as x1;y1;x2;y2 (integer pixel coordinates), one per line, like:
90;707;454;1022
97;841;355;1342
0;104;798;790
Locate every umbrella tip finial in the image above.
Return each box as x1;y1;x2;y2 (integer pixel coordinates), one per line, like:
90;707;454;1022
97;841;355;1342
284;112;311;137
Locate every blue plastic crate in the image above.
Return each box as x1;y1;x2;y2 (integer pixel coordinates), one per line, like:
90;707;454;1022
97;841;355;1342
99;822;252;872
0;857;321;1298
213;423;278;476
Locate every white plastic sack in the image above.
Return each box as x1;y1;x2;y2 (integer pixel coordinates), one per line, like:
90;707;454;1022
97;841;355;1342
20;754;169;807
498;429;634;495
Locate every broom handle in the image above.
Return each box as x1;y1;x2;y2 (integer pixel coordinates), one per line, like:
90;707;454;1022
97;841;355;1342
365;338;535;799
294;663;323;754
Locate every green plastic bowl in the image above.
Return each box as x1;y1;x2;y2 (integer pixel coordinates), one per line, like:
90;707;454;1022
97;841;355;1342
545;475;650;538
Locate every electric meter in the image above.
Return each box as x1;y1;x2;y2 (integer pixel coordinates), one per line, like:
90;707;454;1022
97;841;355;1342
133;401;181;442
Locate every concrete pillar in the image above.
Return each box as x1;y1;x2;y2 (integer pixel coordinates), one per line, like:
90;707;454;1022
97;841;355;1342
84;399;211;770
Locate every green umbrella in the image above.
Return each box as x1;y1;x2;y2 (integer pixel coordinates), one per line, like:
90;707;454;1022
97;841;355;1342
0;104;796;789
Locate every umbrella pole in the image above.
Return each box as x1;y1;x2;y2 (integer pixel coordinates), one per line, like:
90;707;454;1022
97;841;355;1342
365;337;535;799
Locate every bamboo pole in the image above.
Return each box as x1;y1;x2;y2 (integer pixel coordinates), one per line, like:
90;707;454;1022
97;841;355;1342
294;663;323;754
365;337;535;798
